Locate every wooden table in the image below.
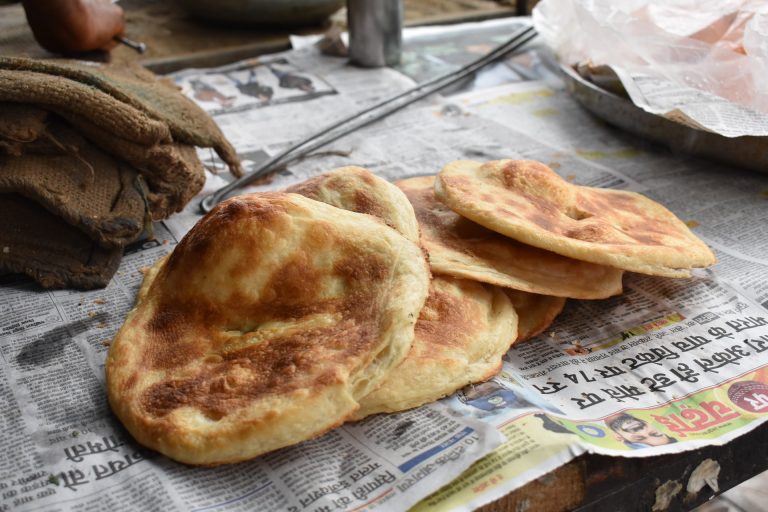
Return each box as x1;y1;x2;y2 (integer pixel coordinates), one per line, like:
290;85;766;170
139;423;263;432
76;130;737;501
0;0;519;73
482;422;767;511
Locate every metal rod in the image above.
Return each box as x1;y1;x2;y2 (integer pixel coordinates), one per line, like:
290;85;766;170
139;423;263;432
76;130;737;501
114;35;146;54
200;25;537;213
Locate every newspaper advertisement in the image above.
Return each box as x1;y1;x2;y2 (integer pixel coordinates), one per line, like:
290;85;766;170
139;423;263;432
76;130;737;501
2;17;768;512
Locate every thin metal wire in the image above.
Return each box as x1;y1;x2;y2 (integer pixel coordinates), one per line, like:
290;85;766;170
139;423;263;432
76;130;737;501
200;25;537;213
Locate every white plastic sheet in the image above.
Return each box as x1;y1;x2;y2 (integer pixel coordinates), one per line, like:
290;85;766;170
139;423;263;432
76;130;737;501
533;0;768;113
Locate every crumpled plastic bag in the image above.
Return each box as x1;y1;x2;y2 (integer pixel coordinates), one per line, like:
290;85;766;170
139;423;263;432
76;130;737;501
533;0;768;113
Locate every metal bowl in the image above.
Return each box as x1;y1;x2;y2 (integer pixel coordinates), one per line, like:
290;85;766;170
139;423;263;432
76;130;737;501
560;64;768;175
178;0;345;26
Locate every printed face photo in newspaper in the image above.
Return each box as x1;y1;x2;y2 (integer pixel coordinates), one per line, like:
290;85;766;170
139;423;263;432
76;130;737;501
604;413;677;448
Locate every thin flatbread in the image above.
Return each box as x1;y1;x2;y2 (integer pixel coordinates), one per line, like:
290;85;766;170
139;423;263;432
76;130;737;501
286;166;420;244
106;193;430;465
436;160;716;277
503;289;566;343
397;176;623;299
354;276;517;419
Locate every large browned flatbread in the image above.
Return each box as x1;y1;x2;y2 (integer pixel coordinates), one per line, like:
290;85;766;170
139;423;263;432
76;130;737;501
354;276;517;419
106;193;430;465
286;166;420;244
503;290;566;343
397;175;623;299
436;160;716;277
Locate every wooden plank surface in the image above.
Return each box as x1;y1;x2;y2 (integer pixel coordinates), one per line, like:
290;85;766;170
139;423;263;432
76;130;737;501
0;0;518;73
480;420;767;512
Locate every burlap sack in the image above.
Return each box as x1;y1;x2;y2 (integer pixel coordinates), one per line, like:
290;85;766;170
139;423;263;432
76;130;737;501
0;103;47;156
0;58;241;289
0;118;147;247
63;113;205;219
0;69;172;145
0;194;123;289
0;57;241;176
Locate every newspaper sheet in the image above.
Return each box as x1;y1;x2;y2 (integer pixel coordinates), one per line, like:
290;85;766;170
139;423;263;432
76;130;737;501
408;78;768;510
0;46;507;512
610;67;768;138
2;17;768;512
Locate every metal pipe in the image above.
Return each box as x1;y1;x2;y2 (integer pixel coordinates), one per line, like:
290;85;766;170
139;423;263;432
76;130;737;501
200;25;537;213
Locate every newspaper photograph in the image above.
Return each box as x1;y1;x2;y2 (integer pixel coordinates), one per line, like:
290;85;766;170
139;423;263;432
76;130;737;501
1;15;768;512
175;57;337;117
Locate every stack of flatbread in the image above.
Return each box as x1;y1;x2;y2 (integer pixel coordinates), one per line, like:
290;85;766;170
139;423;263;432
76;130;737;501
106;160;715;465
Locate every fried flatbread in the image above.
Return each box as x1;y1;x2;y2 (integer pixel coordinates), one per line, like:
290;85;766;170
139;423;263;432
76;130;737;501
286;166;420;243
436;160;716;277
106;193;430;465
354;276;517;419
396;176;623;299
503;290;566;343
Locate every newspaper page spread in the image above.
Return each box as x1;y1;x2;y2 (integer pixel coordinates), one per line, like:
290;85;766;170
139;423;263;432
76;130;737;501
2;17;768;512
407;78;768;510
0;46;507;512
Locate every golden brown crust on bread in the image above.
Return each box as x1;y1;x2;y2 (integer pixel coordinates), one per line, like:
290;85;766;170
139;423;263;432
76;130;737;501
106;193;429;465
396;175;624;299
286;166;420;244
354;276;517;419
436;160;716;277
503;290;566;343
